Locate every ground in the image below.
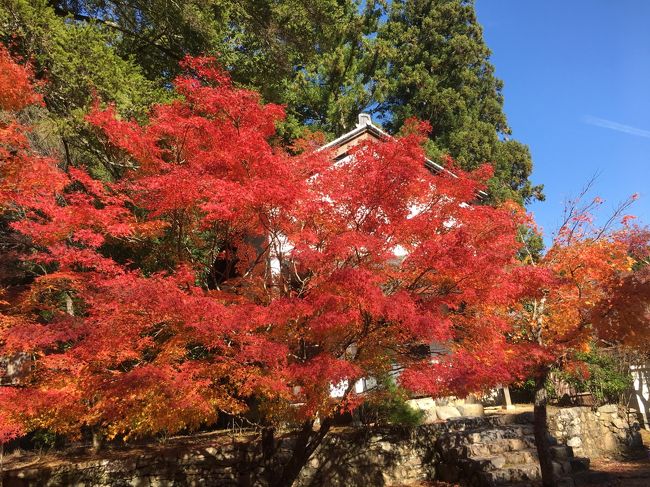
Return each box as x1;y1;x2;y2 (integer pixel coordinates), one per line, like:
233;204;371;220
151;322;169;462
586;456;650;487
581;429;650;487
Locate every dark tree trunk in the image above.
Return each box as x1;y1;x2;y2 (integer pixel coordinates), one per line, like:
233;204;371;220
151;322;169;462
270;418;331;487
261;426;276;483
533;372;556;487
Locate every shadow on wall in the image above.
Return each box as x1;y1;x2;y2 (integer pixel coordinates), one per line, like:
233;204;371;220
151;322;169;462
294;426;437;486
548;405;644;461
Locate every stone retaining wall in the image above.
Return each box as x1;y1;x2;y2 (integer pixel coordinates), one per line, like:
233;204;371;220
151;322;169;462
547;405;643;459
3;424;449;487
2;407;644;487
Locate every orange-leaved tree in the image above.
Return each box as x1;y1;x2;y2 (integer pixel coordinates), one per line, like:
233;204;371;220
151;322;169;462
592;225;650;350
515;185;649;487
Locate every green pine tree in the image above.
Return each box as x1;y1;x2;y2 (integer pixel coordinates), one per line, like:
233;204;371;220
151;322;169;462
0;0;166;177
372;0;543;204
13;0;542;203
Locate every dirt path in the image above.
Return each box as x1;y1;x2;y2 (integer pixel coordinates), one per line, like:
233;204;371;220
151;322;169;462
586;456;650;486
577;429;650;486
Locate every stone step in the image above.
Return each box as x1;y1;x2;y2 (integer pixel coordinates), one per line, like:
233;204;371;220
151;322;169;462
435;414;596;487
470;453;570;472
471;455;508;471
553;459;572;477
465;437;536;457
467;448;538;465
467;432;533;447
486;412;535;427
467;454;581;485
443;412;534;433
441;424;535;449
479;464;541;485
440;432;538;464
468;425;535;442
501;448;538;465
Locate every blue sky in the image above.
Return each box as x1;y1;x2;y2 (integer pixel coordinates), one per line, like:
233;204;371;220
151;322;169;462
475;1;650;243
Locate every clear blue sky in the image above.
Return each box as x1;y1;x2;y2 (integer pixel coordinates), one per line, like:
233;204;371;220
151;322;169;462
475;1;650;243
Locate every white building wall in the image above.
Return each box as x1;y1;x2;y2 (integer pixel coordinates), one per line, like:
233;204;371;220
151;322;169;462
631;362;650;429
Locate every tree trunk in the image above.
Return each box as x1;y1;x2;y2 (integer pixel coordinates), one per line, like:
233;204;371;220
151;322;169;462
270;418;331;487
91;428;104;453
533;372;556;487
261;426;276;484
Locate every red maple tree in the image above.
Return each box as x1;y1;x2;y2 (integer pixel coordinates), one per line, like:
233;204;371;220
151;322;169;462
6;49;643;487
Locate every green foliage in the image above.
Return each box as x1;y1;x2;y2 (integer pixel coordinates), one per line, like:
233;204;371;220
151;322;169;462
0;0;166;175
562;347;632;403
491;139;545;204
40;0;540;203
30;429;60;451
554;347;633;405
516;224;545;263
515;348;632;406
362;377;424;426
48;0;378;138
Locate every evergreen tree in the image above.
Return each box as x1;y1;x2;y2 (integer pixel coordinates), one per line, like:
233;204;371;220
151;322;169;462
46;0;379;138
15;0;541;202
372;0;543;203
0;0;165;176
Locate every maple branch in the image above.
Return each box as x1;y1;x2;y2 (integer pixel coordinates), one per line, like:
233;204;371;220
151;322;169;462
408;267;435;291
594;194;638;241
556;174;599;243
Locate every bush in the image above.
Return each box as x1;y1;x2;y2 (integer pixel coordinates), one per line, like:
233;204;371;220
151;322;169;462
512;346;633;406
359;376;424;426
554;347;632;405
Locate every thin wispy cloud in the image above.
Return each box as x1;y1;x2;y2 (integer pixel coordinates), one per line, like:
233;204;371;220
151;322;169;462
583;116;650;139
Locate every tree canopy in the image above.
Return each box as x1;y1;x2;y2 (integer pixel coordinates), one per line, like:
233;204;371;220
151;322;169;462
512;188;649;487
0;49;540;446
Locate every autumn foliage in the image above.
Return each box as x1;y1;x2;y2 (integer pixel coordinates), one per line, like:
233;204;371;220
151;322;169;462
516;195;649;368
511;192;650;487
0;46;647;452
592;227;650;348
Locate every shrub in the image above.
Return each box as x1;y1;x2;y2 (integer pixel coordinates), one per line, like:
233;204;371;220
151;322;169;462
554;347;632;405
359;377;424;426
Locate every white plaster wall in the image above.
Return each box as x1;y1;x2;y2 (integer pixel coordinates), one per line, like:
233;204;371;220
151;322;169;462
630;362;650;429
